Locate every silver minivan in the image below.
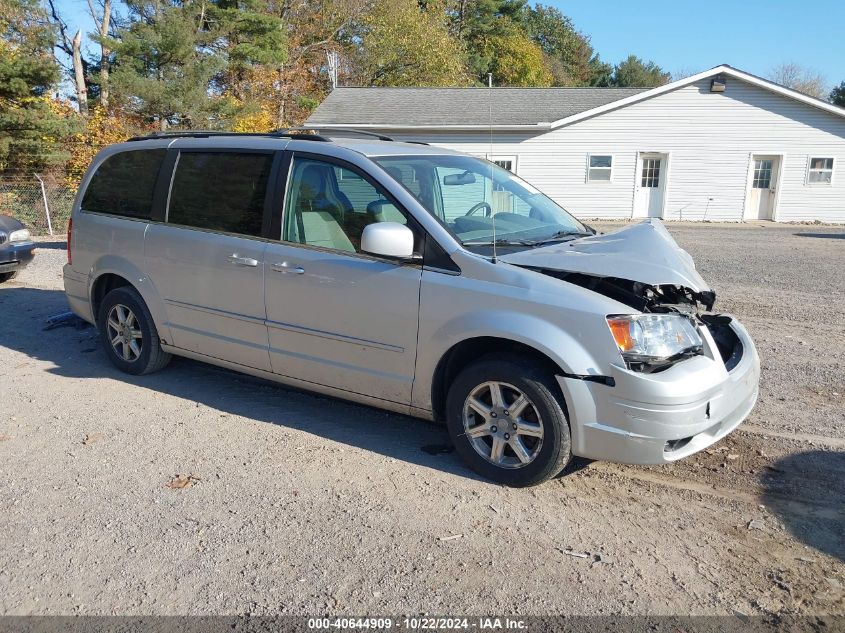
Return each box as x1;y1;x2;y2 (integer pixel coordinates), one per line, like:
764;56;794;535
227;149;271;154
63;131;760;486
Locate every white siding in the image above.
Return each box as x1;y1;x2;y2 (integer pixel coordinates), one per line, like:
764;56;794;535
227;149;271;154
386;77;845;223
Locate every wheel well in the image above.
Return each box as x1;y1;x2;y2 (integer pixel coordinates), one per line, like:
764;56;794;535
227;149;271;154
91;273;132;322
431;337;564;421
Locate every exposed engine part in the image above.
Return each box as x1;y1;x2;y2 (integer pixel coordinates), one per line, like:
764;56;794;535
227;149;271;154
528;269;716;314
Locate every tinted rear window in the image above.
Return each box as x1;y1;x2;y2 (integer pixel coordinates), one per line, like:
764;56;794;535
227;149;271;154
167;152;272;238
81;149;166;219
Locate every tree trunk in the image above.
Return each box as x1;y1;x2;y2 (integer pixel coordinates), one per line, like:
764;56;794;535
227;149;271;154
99;0;112;107
276;69;288;128
72;31;89;116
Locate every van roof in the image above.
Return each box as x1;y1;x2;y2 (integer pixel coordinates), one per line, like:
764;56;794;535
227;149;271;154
122;130;462;159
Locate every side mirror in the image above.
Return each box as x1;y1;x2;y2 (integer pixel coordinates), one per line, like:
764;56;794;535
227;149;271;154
361;222;416;259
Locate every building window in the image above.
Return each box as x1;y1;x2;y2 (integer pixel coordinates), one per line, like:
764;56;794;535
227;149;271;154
485;155;517;173
587;155;612;182
641;157;661;188
807;157;834;184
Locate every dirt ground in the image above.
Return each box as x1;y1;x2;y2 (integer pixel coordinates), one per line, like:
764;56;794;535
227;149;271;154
0;222;843;618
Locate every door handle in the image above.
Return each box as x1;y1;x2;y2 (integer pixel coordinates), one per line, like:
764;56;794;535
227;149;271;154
227;254;259;267
271;261;305;274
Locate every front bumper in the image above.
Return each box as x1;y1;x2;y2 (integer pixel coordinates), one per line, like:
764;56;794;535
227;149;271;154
0;241;36;273
558;315;760;464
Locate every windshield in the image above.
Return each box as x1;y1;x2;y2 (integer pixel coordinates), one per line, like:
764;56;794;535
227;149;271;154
373;154;589;249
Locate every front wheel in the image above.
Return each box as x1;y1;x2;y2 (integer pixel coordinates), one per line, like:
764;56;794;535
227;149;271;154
446;354;572;487
0;271;18;283
98;286;171;375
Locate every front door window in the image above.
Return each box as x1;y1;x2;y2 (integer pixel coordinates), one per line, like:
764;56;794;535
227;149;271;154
283;157;409;253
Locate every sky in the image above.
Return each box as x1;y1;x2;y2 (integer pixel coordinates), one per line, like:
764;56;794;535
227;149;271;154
557;0;845;86
56;0;845;88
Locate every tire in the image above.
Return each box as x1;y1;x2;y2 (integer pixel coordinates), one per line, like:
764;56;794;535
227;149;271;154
0;271;18;283
98;286;171;375
446;353;571;487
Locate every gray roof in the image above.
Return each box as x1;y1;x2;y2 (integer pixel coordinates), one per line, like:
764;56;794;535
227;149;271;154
306;86;650;128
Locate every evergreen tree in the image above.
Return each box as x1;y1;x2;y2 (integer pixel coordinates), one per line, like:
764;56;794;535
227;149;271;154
587;54;613;86
604;55;670;87
0;0;72;173
612;54;671;87
108;0;286;130
831;82;845;107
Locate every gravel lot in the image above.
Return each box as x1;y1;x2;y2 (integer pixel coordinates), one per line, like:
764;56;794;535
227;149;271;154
1;222;843;618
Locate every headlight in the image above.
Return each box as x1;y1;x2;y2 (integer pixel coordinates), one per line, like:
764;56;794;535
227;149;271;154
607;314;703;368
9;228;31;242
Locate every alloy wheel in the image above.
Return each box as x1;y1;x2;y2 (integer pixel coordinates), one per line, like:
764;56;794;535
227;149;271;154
106;303;143;362
462;381;544;469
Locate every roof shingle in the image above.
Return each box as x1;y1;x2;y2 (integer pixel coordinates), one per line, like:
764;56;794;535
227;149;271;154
306;86;650;128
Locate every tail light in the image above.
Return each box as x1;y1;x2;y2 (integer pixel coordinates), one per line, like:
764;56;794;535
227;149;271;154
67;217;72;265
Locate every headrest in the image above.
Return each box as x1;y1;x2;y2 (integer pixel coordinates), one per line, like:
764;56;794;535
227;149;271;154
299;163;336;197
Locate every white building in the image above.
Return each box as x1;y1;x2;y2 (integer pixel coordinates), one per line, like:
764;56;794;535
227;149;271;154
305;65;845;223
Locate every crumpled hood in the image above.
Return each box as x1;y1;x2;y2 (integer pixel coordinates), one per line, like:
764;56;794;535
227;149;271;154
499;219;710;292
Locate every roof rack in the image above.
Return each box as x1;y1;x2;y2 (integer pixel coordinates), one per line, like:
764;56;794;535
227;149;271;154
126;130;331;142
126;127;405;144
302;127;395;142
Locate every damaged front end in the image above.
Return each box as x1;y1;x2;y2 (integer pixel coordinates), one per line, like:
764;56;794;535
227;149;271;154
529;269;739;374
498;220;743;374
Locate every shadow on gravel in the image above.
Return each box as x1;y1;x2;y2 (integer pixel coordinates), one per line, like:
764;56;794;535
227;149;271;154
0;286;488;483
760;450;845;562
794;232;845;240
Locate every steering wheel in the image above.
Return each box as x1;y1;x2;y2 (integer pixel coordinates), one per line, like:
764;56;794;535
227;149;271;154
465;201;493;217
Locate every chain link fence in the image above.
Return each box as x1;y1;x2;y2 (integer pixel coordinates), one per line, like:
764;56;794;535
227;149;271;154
0;178;77;236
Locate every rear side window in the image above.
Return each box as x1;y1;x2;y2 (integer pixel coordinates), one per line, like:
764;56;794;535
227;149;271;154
167;152;272;238
81;149;166;219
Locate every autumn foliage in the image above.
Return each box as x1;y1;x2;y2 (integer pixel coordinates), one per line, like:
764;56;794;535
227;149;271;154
2;0;680;184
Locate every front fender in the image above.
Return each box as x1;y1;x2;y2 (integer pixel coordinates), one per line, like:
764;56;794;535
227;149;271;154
412;264;629;414
427;309;603;378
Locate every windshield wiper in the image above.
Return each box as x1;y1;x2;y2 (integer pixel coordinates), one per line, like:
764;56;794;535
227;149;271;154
463;237;535;246
527;230;591;246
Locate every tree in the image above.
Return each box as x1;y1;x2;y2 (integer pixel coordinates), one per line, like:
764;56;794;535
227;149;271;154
87;0;113;107
600;55;670;87
232;0;369;129
486;32;552;86
212;0;287;99
45;0;89;115
586;54;612;86
356;0;470;87
443;0;526;82
0;0;73;173
521;4;592;85
768;62;827;99
107;0;286;130
831;82;845;107
107;2;225;129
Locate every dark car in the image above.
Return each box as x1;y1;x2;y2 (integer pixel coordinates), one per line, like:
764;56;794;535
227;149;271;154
0;215;35;283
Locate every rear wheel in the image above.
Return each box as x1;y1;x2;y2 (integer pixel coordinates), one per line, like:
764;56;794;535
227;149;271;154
0;271;18;283
446;354;571;487
98;286;171;375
